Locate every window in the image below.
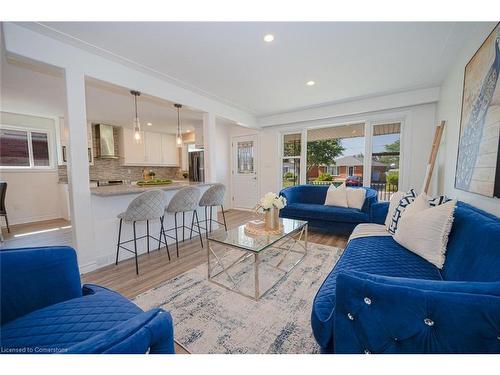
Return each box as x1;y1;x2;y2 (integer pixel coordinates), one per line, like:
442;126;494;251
0;127;51;168
306;123;365;184
237;141;254;174
281;133;301;188
370;122;401;201
325;165;339;176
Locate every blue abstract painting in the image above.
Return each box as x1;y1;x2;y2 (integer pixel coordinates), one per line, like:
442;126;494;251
456;23;500;198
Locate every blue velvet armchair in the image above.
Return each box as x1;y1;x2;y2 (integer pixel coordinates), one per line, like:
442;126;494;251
0;246;174;354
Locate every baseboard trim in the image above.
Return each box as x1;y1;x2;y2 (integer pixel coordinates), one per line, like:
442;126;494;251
79;261;98;274
7;213;63;226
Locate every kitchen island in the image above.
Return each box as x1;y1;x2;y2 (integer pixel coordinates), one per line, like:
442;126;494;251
88;181;216;272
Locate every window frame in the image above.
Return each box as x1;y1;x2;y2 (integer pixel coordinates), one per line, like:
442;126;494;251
280;132;303;189
0;125;54;170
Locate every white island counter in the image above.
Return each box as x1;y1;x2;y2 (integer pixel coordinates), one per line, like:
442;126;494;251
88;181;216;272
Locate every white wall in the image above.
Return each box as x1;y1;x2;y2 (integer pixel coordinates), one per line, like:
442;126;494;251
0;111;63;225
436;23;500;216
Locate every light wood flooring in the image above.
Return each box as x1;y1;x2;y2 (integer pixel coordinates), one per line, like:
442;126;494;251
1;218;73;248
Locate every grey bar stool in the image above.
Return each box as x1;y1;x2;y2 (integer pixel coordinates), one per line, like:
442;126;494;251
160;187;203;258
199;183;227;236
115;189;168;275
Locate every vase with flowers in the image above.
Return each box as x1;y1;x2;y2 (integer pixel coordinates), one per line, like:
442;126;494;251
257;192;287;231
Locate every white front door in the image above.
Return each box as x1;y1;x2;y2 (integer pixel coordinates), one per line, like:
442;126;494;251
232;135;259;210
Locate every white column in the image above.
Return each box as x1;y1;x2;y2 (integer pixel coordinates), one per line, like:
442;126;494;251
64;68;96;271
203;112;217;183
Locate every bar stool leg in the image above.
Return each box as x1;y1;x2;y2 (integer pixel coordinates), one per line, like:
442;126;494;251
209;207;213;232
146;220;150;254
115;218;123;265
182;212;186;242
159;216;171;261
133;221;139;275
174;212;179;258
194;210;204;248
190;210;195;240
221;205;228;231
157;217;163;252
204;206;209;238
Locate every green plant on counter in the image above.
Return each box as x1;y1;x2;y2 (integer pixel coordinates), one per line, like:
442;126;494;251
136;179;173;186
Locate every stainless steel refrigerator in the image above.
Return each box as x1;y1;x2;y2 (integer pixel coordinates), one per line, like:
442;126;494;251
188;151;204;182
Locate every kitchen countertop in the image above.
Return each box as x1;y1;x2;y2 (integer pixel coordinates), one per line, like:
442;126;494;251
90;181;213;197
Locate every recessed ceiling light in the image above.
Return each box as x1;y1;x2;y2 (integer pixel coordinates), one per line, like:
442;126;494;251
306;80;315;86
147;122;153;126
263;34;274;43
186;130;191;133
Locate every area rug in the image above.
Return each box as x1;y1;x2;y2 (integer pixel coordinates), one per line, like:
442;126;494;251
133;241;343;354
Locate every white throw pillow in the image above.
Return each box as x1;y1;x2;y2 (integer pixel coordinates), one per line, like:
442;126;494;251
393;194;457;269
385;191;404;229
346;188;366;209
324;183;348;208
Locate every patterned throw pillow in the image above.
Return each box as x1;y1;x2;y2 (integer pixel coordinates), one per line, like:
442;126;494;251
388;189;417;234
388;189;450;234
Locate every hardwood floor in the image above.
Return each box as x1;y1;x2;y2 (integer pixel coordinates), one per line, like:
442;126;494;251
82;209;348;354
1;218;73;248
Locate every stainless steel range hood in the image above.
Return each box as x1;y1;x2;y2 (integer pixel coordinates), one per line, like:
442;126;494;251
94;124;118;159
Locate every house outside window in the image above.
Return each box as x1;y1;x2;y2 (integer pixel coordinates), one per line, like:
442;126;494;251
0;126;52;169
281;133;301;188
325;165;339;176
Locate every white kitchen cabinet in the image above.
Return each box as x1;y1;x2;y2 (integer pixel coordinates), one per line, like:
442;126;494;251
145;131;163;165
58;118;94;165
121;128;146;165
121;129;178;166
161;134;179;166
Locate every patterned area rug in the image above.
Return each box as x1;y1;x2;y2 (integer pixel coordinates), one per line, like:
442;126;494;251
133;241;343;354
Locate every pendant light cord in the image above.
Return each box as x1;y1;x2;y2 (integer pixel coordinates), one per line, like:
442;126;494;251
134;93;138;120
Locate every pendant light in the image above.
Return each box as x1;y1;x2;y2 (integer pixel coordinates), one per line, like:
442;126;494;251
130;90;142;144
174;103;183;148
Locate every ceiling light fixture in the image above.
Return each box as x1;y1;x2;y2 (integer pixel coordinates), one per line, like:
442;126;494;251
130;90;142;144
263;34;274;43
147;122;153;126
174;103;183;148
306;80;315;86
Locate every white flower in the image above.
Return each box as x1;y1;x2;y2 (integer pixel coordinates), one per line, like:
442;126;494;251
259;192;287;210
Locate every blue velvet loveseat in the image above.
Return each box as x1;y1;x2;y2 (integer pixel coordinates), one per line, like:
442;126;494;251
0;246;174;354
279;185;378;235
311;201;500;354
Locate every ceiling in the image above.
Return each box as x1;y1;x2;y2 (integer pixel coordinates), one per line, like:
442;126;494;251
0;45;211;133
19;21;493;116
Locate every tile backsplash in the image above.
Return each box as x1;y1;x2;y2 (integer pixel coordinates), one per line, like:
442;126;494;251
58;126;182;183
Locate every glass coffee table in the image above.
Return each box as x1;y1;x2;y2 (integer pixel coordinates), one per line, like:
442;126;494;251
207;218;308;300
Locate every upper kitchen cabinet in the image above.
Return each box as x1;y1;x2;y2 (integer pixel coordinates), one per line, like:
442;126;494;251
161;133;179;166
121;128;146;165
145;131;162;165
121;128;178;166
58;118;94;165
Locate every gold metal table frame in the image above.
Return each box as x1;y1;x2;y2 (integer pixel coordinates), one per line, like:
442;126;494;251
207;223;308;301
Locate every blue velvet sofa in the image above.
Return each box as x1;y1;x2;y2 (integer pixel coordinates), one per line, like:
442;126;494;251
279;185;378;235
0;246;174;354
311;201;500;354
